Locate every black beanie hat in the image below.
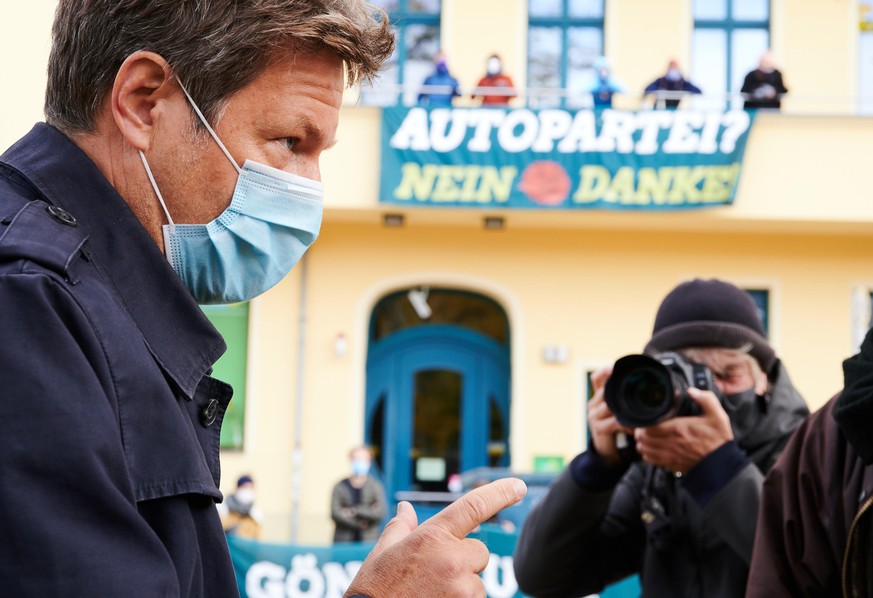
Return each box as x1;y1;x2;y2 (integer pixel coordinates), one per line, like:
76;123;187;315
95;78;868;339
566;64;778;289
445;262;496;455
644;278;777;375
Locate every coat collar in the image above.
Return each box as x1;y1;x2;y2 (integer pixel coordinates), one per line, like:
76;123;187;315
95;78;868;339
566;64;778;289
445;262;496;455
0;123;225;398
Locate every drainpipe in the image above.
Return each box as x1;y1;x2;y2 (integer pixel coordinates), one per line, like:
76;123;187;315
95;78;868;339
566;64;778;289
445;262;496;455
290;254;308;543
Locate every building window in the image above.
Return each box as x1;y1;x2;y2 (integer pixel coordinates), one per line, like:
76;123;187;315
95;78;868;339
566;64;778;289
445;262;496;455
691;0;770;110
860;1;873;114
201;303;249;450
528;0;605;108
360;0;441;106
744;288;770;337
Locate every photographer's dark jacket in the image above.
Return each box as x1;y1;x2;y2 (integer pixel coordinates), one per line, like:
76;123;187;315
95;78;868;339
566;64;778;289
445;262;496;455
747;330;873;597
0;124;238;597
513;363;807;598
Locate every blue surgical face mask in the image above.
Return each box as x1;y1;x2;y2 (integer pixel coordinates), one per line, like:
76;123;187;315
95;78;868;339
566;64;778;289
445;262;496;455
139;81;323;305
351;459;371;477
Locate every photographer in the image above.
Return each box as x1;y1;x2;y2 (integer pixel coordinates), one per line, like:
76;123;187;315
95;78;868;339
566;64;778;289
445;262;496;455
513;279;809;598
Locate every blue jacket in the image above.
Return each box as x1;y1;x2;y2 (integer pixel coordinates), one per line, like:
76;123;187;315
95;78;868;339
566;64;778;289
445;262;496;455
418;69;461;107
0;124;238;597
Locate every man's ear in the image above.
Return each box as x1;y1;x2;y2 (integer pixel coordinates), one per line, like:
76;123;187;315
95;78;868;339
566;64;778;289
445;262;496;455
111;51;177;152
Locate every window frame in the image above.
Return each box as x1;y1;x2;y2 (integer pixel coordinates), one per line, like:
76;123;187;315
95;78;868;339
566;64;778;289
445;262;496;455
527;0;606;108
362;0;441;106
692;0;771;108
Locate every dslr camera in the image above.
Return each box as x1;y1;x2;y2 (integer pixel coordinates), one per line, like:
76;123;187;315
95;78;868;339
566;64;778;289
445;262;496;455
604;351;719;428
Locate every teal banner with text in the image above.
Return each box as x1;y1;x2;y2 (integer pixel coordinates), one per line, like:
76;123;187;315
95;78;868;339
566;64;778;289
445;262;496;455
380;106;755;210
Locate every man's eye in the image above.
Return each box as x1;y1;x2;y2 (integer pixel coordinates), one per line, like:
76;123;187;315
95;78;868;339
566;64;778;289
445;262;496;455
282;138;297;151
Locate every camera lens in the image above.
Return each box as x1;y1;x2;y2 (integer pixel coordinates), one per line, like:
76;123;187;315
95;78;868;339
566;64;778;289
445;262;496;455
605;354;679;427
621;367;669;415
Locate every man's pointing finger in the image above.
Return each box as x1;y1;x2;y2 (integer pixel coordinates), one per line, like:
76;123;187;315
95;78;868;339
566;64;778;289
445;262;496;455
422;477;527;539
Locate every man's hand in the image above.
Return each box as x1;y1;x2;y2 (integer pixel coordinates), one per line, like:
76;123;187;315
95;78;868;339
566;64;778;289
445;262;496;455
344;478;527;598
633;387;733;475
587;365;634;465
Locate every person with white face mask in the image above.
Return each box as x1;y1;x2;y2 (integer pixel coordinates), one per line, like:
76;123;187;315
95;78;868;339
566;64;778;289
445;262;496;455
218;474;264;539
472;52;517;106
331;446;388;543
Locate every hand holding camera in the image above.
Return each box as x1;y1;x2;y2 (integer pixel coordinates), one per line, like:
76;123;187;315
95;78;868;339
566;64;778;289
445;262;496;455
586;365;635;466
598;352;734;473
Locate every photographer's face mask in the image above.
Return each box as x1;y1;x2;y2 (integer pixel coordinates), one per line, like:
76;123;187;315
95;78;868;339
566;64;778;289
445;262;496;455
721;387;768;441
139;81;323;305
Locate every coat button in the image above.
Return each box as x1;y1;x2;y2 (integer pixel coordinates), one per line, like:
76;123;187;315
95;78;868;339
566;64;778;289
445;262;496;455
46;205;77;227
200;399;219;427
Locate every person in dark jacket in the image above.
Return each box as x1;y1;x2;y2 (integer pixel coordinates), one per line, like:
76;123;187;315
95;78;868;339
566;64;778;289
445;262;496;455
741;50;789;110
644;59;702;108
747;326;873;597
331;446;387;543
418;51;462;107
0;1;527;596
514;278;809;598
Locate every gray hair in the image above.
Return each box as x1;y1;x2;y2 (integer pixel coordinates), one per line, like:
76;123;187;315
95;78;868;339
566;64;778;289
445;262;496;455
45;0;395;134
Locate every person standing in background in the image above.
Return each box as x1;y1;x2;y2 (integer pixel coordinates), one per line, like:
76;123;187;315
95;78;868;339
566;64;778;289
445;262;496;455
331;446;388;543
417;51;461;107
741;50;789;110
644;59;702;108
472;53;517;106
218;474;264;539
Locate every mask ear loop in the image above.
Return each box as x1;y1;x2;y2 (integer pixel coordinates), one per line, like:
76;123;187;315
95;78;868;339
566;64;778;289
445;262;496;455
139;151;174;226
176;79;243;176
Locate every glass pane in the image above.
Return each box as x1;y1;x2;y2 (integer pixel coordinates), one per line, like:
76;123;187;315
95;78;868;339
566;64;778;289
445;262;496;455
860;32;873;115
488;397;507;467
529;0;563;18
569;0;604;18
733;0;769;21
412;370;461;492
745;290;769;337
691;28;727;110
409;0;441;13
371;289;509;344
694;0;727;20
732;28;770;106
370;396;386;472
359;48;399;106
566;26;603;108
369;0;399;11
528;26;562;107
403;24;441;106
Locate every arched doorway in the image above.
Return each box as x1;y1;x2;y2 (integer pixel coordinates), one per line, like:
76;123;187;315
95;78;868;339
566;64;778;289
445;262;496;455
365;288;511;520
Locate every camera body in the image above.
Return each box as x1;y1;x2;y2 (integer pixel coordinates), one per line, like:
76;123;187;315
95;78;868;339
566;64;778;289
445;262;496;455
604;351;719;428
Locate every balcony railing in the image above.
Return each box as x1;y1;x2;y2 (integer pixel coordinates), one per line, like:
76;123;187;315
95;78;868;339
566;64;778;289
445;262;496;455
346;83;873;116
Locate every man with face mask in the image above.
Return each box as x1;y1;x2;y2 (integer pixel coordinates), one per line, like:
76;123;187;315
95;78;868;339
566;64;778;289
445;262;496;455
514;278;809;598
331;446;388;543
472;53;517;106
417;51;462;107
0;1;526;596
644;59;703;108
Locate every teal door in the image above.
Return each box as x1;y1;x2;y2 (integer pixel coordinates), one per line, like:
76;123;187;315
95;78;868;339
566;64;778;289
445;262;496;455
365;290;510;520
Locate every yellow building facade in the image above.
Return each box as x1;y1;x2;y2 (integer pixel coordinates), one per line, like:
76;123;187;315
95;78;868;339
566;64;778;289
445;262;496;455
4;1;873;545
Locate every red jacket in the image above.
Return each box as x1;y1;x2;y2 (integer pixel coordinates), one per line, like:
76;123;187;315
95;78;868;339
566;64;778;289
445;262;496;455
472;73;516;106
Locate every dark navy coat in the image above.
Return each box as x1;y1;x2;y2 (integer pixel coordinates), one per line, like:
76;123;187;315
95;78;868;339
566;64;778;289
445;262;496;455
0;124;239;597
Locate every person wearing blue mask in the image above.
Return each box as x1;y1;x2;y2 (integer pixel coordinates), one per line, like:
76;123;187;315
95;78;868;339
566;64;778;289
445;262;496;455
0;1;527;597
644;59;703;109
587;57;625;109
331;446;388;543
418;51;462;107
